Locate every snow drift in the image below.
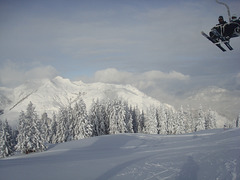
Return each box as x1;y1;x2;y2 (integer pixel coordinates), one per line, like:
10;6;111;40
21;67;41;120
0;128;239;180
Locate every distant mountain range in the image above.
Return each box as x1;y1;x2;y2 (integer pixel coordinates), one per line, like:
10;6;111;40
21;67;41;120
184;86;240;121
0;76;172;125
0;76;237;127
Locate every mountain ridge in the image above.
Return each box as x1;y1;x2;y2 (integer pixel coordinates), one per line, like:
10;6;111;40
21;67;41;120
0;76;172;125
0;76;236;128
185;86;240;121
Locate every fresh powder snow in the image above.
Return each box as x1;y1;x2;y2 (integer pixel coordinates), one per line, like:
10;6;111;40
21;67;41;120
0;128;239;180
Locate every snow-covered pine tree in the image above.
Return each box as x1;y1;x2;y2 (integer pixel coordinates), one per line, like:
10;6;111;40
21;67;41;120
155;107;160;134
195;105;205;132
139;110;145;133
102;100;111;135
15;111;26;152
144;106;158;134
236;113;240;128
108;99;127;134
90;100;99;136
67;105;74;141
73;98;92;140
90;99;107;136
165;108;175;134
55;107;69;143
156;105;168;134
31;110;46;153
108;100;119;134
16;102;46;154
174;106;186;134
205;109;217;130
124;103;133;133
41;112;52;143
184;105;194;133
49;113;58;144
26;102;45;152
115;99;127;133
131;106;140;133
0;119;14;158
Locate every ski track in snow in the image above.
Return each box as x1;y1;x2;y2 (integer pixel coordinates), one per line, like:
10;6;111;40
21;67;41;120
0;129;240;180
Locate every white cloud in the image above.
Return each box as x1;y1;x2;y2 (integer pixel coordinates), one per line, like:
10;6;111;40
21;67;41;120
77;68;190;105
0;60;24;87
142;71;190;81
0;60;58;87
83;68;190;95
91;68;189;84
94;68;133;84
25;66;58;80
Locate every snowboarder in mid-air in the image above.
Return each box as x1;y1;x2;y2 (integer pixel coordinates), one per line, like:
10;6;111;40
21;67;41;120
209;16;227;40
202;15;240;52
209;15;240;42
201;0;240;52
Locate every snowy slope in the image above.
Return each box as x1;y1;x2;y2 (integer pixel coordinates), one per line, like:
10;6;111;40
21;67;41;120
1;128;239;180
0;76;171;125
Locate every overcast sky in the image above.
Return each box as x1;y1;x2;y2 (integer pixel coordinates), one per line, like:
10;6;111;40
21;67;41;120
0;0;240;104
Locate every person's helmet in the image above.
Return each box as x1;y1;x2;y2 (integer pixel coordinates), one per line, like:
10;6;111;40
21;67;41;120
218;16;224;20
232;14;237;20
218;16;224;23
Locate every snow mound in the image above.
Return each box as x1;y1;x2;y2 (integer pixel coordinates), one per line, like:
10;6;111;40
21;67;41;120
1;128;240;180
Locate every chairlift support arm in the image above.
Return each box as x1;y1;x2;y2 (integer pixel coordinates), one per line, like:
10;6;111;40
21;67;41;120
215;0;231;22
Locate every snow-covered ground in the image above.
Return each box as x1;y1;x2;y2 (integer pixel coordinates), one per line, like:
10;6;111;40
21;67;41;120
0;128;240;180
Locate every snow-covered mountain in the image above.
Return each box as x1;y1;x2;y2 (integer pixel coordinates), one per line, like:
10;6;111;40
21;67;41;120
1;128;240;180
0;76;172;125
